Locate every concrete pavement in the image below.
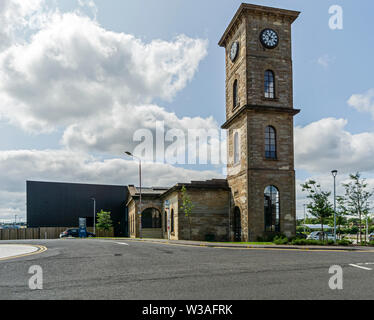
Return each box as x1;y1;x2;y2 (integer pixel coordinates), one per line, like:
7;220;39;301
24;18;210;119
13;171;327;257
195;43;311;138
0;244;44;260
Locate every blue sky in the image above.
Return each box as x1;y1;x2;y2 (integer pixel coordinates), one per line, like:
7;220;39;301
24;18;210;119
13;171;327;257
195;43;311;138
0;0;374;222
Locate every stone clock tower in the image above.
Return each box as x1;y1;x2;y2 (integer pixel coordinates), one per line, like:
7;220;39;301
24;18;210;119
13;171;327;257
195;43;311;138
219;4;300;241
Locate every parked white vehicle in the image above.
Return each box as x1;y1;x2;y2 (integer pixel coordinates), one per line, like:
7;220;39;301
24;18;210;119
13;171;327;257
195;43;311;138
307;231;335;241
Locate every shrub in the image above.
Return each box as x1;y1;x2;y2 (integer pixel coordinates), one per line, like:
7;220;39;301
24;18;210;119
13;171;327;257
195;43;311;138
291;239;308;245
369;241;374;246
273;236;289;245
337;239;352;246
296;226;307;233
291;239;334;246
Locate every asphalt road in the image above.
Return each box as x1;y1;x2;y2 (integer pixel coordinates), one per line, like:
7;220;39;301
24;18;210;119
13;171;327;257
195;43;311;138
1;239;374;300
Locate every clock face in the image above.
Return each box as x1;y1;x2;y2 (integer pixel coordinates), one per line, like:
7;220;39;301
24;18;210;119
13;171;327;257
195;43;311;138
230;41;239;62
260;29;279;49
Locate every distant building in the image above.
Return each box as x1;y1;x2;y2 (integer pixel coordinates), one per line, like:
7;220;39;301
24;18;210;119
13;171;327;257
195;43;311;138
27;181;128;237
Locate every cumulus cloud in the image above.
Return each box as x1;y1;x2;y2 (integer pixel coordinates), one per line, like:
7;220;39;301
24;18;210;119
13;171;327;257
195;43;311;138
295;118;374;173
0;9;208;133
0;149;223;221
0;1;215;158
61;103;221;158
348;89;374;119
0;1;220;221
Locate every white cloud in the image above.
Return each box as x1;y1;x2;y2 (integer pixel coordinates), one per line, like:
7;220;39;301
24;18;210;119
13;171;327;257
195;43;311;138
0;0;47;51
0;1;219;222
348;89;374;119
295;118;374;173
61;103;220;157
0;10;208;133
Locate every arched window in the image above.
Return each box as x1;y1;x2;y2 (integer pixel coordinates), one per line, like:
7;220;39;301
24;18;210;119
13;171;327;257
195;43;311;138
264;186;280;232
264;70;275;99
265;126;276;159
171;209;175;233
234;132;240;164
233;79;238;108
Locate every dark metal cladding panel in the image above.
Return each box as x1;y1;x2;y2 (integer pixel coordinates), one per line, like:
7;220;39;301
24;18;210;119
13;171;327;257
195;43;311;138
26;181;129;237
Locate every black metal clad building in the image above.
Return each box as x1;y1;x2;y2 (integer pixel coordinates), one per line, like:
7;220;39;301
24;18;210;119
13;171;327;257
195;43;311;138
27;181;129;237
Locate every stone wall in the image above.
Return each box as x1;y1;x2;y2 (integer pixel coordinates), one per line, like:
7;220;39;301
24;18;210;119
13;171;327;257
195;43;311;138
175;189;230;242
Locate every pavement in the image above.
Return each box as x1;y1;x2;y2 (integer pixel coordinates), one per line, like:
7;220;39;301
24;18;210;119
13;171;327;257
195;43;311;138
1;238;374;300
0;244;43;260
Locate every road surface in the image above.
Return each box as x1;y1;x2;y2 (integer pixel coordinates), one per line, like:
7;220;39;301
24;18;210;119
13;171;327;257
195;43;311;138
0;239;373;300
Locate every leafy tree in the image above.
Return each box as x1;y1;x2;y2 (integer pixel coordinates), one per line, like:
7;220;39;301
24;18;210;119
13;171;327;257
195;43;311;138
342;172;373;243
96;210;113;232
301;180;333;240
180;186;194;240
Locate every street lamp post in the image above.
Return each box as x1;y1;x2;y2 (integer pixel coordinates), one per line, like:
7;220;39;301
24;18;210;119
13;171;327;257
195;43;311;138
125;151;142;239
91;198;96;235
331;170;338;242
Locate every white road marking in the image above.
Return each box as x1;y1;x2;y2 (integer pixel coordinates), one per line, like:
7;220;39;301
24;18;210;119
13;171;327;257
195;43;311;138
115;242;129;246
349;264;373;271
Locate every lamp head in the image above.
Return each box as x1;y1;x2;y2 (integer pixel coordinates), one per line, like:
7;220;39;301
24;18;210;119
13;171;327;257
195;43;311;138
331;170;338;177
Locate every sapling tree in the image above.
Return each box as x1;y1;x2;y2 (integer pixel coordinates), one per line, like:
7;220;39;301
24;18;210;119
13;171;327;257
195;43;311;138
342;173;373;243
96;210;113;232
301;180;333;241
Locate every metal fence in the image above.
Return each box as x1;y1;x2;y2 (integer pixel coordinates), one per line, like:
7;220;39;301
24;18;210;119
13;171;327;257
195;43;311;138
0;227;114;240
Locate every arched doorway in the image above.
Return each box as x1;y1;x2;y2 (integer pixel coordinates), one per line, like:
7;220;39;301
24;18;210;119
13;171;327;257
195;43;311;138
233;207;241;242
141;208;162;238
142;208;161;228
